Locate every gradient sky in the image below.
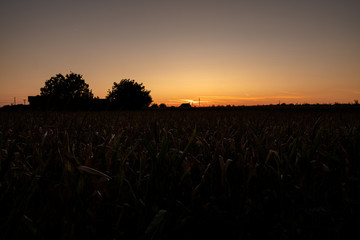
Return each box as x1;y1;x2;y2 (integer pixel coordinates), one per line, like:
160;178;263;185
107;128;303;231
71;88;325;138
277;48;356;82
1;0;359;107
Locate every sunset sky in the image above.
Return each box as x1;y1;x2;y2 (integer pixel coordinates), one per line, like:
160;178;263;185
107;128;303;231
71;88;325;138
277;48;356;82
1;0;359;107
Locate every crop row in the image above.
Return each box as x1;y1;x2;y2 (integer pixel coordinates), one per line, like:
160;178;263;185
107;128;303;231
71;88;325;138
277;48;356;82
0;109;359;239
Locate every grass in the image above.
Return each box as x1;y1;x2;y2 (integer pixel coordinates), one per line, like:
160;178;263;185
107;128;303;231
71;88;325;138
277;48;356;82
0;108;359;239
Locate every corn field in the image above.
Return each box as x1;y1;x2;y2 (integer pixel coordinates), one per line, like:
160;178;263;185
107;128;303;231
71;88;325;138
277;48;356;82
0;108;359;239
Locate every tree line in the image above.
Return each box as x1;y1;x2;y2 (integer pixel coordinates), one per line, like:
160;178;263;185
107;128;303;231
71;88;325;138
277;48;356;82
28;72;153;110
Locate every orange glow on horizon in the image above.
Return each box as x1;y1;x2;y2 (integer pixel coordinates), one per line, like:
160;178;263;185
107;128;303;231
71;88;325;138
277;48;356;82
153;95;308;107
0;1;359;107
152;89;360;107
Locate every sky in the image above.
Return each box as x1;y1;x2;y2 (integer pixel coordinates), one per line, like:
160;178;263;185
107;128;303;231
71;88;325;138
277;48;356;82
1;0;359;107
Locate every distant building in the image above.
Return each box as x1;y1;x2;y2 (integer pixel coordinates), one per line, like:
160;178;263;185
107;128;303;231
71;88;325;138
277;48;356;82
28;95;48;109
28;95;110;110
179;103;191;108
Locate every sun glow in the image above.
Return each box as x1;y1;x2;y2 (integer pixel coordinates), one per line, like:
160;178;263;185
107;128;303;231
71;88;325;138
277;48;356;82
0;1;359;107
153;94;308;107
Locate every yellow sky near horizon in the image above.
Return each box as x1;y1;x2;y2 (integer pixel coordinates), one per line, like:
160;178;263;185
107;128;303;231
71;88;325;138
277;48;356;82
0;0;359;107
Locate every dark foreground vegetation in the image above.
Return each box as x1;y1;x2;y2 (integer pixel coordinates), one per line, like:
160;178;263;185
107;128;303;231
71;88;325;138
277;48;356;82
0;107;359;239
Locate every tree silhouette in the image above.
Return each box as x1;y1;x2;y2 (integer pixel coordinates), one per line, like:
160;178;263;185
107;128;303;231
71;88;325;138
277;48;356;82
39;72;93;109
106;79;152;110
41;73;93;100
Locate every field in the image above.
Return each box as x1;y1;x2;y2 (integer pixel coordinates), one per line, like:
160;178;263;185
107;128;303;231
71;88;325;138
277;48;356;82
1;107;359;239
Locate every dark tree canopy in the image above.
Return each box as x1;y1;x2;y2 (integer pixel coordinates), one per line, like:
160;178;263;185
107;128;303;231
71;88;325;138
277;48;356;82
106;79;152;110
40;73;93;100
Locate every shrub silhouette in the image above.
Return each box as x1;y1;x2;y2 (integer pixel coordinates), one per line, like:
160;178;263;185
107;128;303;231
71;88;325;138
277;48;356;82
106;79;152;110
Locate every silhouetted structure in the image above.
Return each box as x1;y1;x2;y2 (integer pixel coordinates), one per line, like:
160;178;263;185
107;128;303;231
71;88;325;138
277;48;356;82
179;103;191;108
106;79;152;110
28;95;110;110
28;96;45;109
35;72;94;110
150;103;159;109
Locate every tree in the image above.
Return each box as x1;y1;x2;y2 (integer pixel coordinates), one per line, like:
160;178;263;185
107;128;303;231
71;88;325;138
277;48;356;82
106;79;152;110
40;72;93;100
39;72;94;109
